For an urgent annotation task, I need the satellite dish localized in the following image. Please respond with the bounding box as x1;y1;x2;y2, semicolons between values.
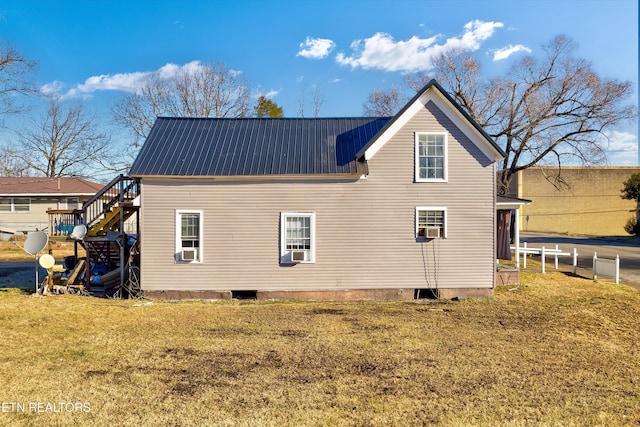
70;224;87;240
24;231;48;256
39;254;55;269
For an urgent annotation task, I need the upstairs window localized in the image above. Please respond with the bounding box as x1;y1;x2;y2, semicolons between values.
280;212;315;264
416;207;447;239
176;210;202;263
416;133;447;182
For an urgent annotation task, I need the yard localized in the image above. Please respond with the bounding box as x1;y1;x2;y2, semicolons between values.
0;268;638;426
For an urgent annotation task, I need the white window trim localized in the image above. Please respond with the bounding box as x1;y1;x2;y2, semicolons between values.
415;132;448;182
280;212;316;264
415;207;448;239
0;197;31;213
175;210;203;264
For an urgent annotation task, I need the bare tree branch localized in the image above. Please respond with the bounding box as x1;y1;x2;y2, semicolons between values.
12;97;113;179
297;85;324;118
0;41;37;120
400;35;635;194
363;86;403;116
112;61;252;147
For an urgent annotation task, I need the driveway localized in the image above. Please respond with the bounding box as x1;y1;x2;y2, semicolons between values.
520;232;640;290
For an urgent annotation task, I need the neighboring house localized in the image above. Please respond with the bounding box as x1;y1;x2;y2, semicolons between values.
0;177;104;238
128;80;505;300
507;166;640;236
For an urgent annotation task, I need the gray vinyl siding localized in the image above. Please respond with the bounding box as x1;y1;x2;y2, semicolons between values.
139;101;496;292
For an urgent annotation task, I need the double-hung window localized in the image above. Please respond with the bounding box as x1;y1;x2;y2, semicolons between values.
415;133;447;181
176;210;203;263
416;207;447;239
0;197;30;212
280;212;315;263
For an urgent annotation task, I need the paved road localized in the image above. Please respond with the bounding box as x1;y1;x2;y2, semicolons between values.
520;232;640;290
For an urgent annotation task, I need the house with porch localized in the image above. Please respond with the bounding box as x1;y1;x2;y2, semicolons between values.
126;80;506;300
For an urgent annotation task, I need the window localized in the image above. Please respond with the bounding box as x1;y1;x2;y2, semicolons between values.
416;207;447;239
0;197;30;212
415;133;447;181
176;210;203;263
65;198;79;210
280;212;315;263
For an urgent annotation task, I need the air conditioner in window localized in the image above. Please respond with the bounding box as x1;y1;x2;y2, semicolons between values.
291;250;307;263
425;228;442;238
182;248;197;261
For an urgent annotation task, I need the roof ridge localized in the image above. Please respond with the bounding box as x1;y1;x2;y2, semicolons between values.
156;116;392;121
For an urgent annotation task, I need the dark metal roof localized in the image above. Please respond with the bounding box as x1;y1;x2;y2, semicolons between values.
129;117;391;177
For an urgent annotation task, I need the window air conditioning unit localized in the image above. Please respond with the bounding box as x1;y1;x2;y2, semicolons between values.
425;228;441;238
182;248;197;261
291;250;307;263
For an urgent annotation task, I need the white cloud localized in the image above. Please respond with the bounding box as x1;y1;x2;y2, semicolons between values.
39;61;228;100
255;88;280;99
296;37;336;59
492;44;531;61
40;80;66;96
336;20;503;72
606;130;638;152
605;130;639;165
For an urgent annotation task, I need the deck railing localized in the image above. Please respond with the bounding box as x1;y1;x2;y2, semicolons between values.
46;175;139;237
47;209;83;236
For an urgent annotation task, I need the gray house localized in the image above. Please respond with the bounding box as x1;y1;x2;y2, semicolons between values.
129;80;505;300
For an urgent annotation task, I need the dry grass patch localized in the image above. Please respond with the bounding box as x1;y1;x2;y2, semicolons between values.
0;272;639;426
0;239;83;262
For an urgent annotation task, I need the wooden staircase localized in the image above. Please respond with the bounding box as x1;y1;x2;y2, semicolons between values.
85;206;137;237
47;175;141;297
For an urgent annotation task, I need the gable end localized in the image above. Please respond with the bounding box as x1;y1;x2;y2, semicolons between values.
357;80;505;162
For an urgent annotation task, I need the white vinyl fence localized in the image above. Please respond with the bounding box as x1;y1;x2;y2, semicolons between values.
513;243;578;274
513;244;621;284
593;253;620;284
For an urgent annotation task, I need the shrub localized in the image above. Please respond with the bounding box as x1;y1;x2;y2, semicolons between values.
623;216;640;236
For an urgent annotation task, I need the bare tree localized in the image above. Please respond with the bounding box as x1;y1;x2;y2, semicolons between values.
363;86;403;116
13;97;112;178
0;41;37;120
0;146;29;176
297;85;324;117
372;35;636;193
112;62;252;145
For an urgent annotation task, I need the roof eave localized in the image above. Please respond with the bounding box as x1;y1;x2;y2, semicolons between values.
131;173;367;181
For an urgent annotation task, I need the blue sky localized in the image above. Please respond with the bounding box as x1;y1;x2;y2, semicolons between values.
0;0;638;166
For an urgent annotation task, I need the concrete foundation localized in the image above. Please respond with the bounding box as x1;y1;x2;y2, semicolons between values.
145;290;232;300
495;268;520;286
144;287;494;301
435;288;494;299
256;288;416;301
